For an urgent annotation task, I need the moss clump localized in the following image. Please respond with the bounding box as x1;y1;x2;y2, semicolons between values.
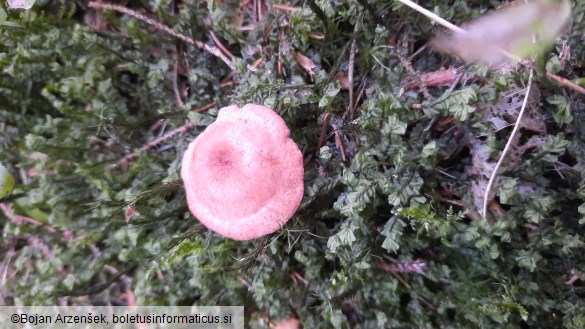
1;1;584;328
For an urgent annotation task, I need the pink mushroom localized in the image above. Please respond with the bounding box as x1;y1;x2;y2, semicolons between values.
181;104;304;240
7;0;35;10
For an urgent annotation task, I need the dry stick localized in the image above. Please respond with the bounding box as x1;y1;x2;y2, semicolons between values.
396;50;431;98
348;38;356;113
209;31;235;59
389;271;412;289
395;0;585;95
317;112;331;150
381;262;436;308
334;130;347;162
272;4;301;12
194;101;218;113
347;22;358;118
352;82;366;115
345;22;367;120
257;0;263;21
546;71;585;95
249;57;265;71
110;120;197;169
278;32;285;75
111;101;218;169
88;2;236;71
397;0;463;33
148;118;165;132
172;61;185;108
386;268;435;309
482;70;534;218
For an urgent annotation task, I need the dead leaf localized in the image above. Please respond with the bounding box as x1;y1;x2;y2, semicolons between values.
335;72;350;89
469;85;545;213
479;85;544;134
308;33;325;40
292;52;317;76
125;206;140;222
405;68;477;90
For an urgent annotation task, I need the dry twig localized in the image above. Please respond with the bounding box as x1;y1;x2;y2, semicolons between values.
482;70;534;218
546;71;585;95
111;101;218;169
334;130;347;161
209;31;235;59
272;4;301;12
194;101;218;113
351;81;366;116
348;36;357;114
396;50;431;98
88;2;236;70
172;60;185;108
110;120;197;169
317;112;331;150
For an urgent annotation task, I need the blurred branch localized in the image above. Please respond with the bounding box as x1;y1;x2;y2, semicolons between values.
396;0;585;95
109;119;199;169
52;263;138;297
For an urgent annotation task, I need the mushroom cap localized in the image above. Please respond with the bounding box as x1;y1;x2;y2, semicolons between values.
181;104;304;240
7;0;35;9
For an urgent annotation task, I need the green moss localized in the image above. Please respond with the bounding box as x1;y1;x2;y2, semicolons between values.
1;0;584;327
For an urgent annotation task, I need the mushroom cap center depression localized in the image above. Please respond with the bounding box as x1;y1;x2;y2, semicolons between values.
181;103;304;240
187;120;283;220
